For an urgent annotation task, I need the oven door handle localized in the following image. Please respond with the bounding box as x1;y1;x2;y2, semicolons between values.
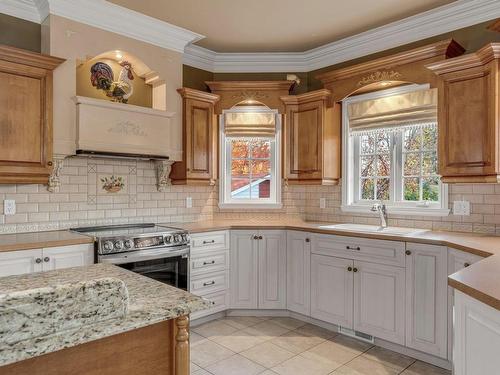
99;246;189;265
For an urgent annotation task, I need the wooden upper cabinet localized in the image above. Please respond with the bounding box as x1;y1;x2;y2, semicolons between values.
170;88;220;185
281;89;340;185
427;43;500;183
0;45;64;184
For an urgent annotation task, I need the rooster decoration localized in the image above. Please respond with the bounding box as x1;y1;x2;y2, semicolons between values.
90;61;134;103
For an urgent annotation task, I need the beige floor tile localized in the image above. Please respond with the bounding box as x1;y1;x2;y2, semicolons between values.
221;316;267;330
260;371;279;375
327;334;373;355
192;320;238;338
272;353;340;375
270;330;326;354
190;339;235;367
190;362;202;373
249;320;291;338
303;340;360;366
190;332;206;344
212;328;269;352
192;369;212;375
401;361;451;375
240;341;296;368
270;317;307;330
294;323;338;339
206;354;265;375
332;356;400;375
361;346;415;371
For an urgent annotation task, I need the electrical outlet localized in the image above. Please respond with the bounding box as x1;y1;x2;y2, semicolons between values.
320;198;326;209
3;200;16;215
453;200;470;216
186;197;192;208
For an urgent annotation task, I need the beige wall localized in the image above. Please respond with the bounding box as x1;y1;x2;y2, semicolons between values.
42;15;183;157
0;14;40;52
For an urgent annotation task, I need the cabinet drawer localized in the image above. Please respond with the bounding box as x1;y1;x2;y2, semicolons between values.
191;231;229;252
190;271;228;295
191;291;228;320
312;234;405;267
191;251;228;276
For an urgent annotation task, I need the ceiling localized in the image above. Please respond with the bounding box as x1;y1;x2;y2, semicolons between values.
109;0;455;53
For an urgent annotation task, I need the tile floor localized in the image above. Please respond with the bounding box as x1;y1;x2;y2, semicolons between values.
190;316;451;375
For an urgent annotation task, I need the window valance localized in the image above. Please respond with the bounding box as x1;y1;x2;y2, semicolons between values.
224;112;276;137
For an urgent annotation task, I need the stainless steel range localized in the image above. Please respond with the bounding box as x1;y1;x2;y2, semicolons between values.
72;224;190;290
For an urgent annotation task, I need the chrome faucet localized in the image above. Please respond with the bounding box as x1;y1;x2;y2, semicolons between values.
371;202;388;228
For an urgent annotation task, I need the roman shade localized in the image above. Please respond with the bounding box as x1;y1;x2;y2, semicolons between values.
347;88;437;135
224;112;276;137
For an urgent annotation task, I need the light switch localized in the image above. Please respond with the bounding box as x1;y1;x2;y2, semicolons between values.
453;200;470;216
320;198;326;209
3;200;16;215
186;197;192;208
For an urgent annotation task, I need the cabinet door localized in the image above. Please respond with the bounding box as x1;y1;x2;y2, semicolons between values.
311;254;353;328
286;231;311;315
447;248;484;360
354;261;405;344
185;98;215;181
42;244;94;271
230;231;258;308
258;230;286;309
0;249;43;276
405;243;448;358
285;100;323;181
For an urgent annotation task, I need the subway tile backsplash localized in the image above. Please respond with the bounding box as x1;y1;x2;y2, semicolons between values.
0;156;499;234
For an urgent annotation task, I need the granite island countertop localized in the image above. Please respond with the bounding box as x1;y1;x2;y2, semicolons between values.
0;263;210;367
169;219;500;312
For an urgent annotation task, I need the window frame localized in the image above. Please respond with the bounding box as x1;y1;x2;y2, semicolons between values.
219;106;282;209
341;84;449;216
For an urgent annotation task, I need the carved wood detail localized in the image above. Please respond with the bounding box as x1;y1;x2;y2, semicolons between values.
357;70;403;87
175;315;190;375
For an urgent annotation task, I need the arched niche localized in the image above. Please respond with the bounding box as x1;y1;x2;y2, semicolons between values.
76;50;166;110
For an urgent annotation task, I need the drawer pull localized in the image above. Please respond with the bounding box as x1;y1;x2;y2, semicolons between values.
43;257;50;262
203;260;216;265
202;240;215;244
405;250;412;255
203;281;216;287
464;262;471;268
347;266;352;272
353;267;358;273
305;238;310;243
346;246;360;251
35;258;42;264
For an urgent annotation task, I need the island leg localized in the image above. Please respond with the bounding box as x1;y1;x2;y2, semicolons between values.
175;315;190;375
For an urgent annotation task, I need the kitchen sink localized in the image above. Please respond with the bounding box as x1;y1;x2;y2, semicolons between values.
318;223;428;236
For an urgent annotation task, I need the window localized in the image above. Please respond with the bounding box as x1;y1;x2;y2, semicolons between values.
219;107;281;208
342;85;448;216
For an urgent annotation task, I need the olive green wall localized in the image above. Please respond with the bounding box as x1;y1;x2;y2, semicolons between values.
0;13;41;52
183;20;500;93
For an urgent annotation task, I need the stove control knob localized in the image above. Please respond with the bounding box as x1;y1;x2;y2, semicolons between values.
124;239;134;249
173;234;180;243
181;234;188;242
103;241;114;252
114;240;124;251
165;235;172;243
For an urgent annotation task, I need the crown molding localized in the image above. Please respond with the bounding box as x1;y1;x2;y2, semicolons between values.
1;0;204;53
183;0;500;73
206;80;294;92
177;87;220;103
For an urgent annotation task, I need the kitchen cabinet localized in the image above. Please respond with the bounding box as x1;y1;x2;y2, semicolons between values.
447;248;484;360
229;230;286;309
0;244;94;277
170;88;220;185
0;45;64;184
405;243;448;358
311;254;353;327
286;231;311;315
426;43;500;183
354;260;406;345
281;89;340;185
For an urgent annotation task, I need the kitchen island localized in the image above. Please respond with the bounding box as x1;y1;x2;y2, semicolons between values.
0;263;209;375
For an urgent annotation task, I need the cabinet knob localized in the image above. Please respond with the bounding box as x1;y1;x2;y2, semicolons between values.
464;262;470;268
47;161;53;166
253;235;259;240
305;238;310;243
259;236;263;240
44;257;50;262
347;266;353;272
405;250;412;255
35;258;42;264
353;267;358;273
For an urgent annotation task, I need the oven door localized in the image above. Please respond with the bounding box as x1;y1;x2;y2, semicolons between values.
99;247;189;291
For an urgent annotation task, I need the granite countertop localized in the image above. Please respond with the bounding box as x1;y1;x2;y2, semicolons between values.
0;230;93;252
0;263;210;367
169;219;500;311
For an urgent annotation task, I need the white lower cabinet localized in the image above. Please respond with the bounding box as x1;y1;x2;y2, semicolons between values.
230;230;286;309
0;244;94;277
286;231;311;315
354;260;406;345
405;243;448;358
311;254;353;328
